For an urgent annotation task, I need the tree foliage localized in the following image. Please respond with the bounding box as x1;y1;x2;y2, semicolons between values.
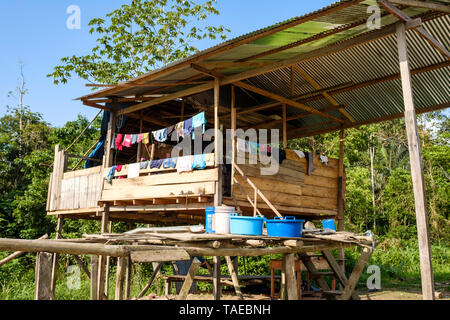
48;0;230;85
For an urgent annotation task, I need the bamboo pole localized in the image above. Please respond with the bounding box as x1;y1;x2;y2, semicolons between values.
0;234;48;266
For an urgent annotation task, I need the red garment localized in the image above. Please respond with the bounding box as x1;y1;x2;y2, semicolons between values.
116;165;123;172
115;134;123;151
122;134;132;148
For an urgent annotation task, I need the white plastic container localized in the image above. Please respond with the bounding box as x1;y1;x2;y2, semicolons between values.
213;205;235;234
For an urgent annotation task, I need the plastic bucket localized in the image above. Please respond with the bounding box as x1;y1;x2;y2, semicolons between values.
205;207;215;234
265;216;305;238
230;214;264;236
322;219;336;231
214;206;235;234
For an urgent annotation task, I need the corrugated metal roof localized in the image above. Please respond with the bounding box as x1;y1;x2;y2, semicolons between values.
80;0;450;137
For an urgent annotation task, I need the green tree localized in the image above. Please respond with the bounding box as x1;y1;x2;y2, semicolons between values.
48;0;230;85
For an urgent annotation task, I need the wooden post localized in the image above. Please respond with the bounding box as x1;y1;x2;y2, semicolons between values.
340;248;372;300
280;256;287;300
214;78;222;207
213;256;222;300
34;252;53;300
90;255;99;300
125;256;132;300
137;111;143;162
337;129;346;279
282;104;287;149
283;254;298;300
50;217;64;300
225;256;243;300
231;85;237;197
97;205;110;300
176;258;202;300
396;22;435;300
105;221;112;298
115;256;126;300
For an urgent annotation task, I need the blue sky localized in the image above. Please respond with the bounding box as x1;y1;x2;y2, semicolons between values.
0;0;337;127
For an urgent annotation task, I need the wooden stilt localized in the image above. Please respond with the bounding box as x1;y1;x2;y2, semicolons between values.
340;248;372;300
97;205;110;300
225;256;243;300
90;255;99;300
176;258;202;300
282;104;287;149
105;221;112;298
125;256;132;300
213;256;222;300
337;129;346;282
322;250;359;300
299;253;331;293
231;85;237;197
137;262;163;299
115;256;126;300
50;217;63;300
34;252;53;300
283;254;298;300
214;78;222;207
280;256;287;300
396;22;435;300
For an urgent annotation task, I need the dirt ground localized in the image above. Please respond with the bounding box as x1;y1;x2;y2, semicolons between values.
147;288;450;300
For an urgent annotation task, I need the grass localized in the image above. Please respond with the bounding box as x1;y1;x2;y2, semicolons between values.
0;238;448;299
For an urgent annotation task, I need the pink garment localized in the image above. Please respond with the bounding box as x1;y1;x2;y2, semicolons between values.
137;133;143;143
115;134;123;151
116;165;123;172
122;134;132;148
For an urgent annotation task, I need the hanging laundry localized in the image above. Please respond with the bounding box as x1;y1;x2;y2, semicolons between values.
122;134;132;148
183;118;194;137
111;134;116;150
137;133;143;144
116;165;123;172
166;125;175;139
128;163;140;179
115;134;124;151
267;145;272;153
305;152;316;175
153;128;168;143
320;155;329;165
249;141;258;155
150;159;163;169
131;134;138;145
192;154;206;170
142;133;150;144
192;111;206;139
294;150;306;159
175;122;184;140
177;155;194;173
163;158;177;169
106;166;117;184
140;160;149;170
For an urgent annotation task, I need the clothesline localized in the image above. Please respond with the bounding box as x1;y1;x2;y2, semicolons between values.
112;111;207;151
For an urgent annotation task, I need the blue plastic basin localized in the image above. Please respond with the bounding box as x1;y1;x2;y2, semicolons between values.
230;214;264;236
322;219;336;231
265;216;305;238
205;207;215;234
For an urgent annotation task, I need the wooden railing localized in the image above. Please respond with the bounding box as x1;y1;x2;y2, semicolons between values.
232;163;282;218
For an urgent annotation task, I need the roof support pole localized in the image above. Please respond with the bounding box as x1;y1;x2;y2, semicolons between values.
337;129;346;283
396;22;435;300
214;78;223;207
231;86;237;197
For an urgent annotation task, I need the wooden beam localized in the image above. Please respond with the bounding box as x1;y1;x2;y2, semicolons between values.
0;234;48;267
322;250;359;300
225;256;243;300
282;104;287;148
293;65;354;122
191;63;224;79
340;248;372;300
396;21;435;300
379;0;450;59
176;258;202;300
233;81;345;124
389;0;450;13
50;218;63;300
137;262;163;299
231;86;237;197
